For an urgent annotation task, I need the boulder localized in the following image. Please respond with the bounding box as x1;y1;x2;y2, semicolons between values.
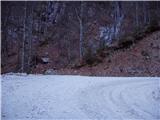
44;69;57;75
41;57;50;64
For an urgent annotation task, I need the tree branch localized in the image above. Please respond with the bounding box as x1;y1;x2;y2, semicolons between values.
75;7;81;22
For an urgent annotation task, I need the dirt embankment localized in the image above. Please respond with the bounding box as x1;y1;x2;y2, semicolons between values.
57;31;160;76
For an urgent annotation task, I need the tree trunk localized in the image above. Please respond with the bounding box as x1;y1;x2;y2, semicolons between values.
143;2;147;24
79;1;84;61
21;1;27;73
135;2;139;27
27;3;33;73
2;4;11;67
114;1;123;40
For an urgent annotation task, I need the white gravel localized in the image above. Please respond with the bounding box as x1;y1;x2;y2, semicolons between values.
1;75;160;120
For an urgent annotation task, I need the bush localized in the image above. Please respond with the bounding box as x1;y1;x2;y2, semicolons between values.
83;47;96;65
83;46;103;66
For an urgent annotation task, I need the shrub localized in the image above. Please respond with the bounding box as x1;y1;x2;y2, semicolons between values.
83;46;103;66
83;47;96;65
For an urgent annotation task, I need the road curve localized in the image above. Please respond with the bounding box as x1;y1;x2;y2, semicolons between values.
1;75;160;120
77;79;160;119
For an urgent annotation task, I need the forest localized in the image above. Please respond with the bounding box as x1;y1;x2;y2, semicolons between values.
1;1;160;76
1;1;160;119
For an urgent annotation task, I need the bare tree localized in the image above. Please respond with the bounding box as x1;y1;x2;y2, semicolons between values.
114;1;124;39
143;2;148;25
27;2;34;73
75;1;85;62
21;1;27;72
135;2;139;27
20;2;34;73
1;3;11;67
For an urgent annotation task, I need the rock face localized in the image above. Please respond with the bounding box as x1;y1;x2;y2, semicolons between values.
99;2;124;46
44;69;57;75
99;26;115;45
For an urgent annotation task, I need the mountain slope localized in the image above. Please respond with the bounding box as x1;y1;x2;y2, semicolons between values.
58;31;160;76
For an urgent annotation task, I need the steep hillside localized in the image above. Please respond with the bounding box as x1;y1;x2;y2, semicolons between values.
2;30;160;76
2;1;160;75
57;31;160;76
